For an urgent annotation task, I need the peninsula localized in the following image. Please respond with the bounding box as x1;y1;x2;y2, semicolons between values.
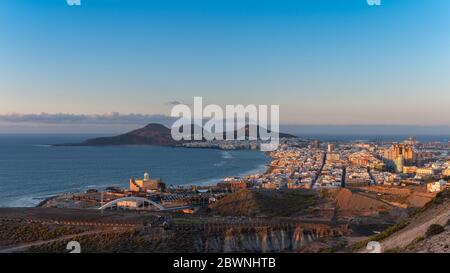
56;123;296;149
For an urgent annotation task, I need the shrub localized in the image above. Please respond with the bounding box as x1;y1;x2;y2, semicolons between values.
384;247;402;253
414;189;450;217
350;219;409;252
405;236;425;251
425;224;445;237
431;189;450;205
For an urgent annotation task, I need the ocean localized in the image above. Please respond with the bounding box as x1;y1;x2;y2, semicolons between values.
0;134;269;207
296;134;450;143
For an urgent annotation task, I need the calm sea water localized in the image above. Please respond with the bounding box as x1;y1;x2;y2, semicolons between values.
0;135;269;207
296;134;450;142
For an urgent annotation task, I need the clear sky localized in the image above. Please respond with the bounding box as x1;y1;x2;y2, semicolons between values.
1;0;450;133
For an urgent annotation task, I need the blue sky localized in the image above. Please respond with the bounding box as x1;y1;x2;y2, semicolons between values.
1;0;450;133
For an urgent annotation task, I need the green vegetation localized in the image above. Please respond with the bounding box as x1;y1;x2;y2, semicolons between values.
430;189;450;205
350;219;410;252
318;247;334;253
411;235;425;245
425;224;445;237
404;236;425;251
350;189;450;252
415;189;450;217
384;247;402;253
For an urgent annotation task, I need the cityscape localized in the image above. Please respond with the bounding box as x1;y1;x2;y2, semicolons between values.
1;133;449;254
1;1;450;269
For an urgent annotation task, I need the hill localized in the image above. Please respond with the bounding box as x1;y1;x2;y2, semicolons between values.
335;188;393;214
80;123;178;146
62;123;296;146
355;189;450;253
209;189;319;217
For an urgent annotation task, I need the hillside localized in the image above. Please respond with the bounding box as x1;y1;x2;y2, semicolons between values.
209;189;319;217
80;123;178;146
356;189;450;253
335;188;393;214
63;123;296;146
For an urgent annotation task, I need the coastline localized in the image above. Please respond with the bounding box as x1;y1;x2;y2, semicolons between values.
28;148;270;208
185;161;270;187
0;134;270;208
36;195;58;207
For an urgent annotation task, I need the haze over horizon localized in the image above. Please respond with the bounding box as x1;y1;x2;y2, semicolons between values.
1;112;450;136
1;0;450;133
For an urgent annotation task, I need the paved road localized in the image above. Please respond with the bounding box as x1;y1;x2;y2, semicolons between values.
312;150;327;188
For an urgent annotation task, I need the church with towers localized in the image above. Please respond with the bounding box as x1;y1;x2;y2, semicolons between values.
129;171;166;193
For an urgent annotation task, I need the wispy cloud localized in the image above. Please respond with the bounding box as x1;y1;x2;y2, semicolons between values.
0;112;176;125
166;100;182;106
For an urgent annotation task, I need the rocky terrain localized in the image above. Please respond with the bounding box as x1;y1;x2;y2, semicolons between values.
354;189;450;253
20;221;348;253
157;223;348;253
1;188;444;253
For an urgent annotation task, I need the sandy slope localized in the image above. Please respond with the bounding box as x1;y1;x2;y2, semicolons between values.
380;200;450;252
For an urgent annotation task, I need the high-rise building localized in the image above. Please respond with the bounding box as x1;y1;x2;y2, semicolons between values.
327;143;334;153
394;155;404;173
383;143;417;165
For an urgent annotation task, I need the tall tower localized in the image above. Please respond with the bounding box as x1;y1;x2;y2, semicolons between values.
385;144;417;165
395;155;404;173
327;143;334;153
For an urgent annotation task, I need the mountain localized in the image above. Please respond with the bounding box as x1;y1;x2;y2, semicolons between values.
65;123;296;147
79;123;178;146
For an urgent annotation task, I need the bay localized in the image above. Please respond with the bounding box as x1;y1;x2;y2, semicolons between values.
0;134;268;207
